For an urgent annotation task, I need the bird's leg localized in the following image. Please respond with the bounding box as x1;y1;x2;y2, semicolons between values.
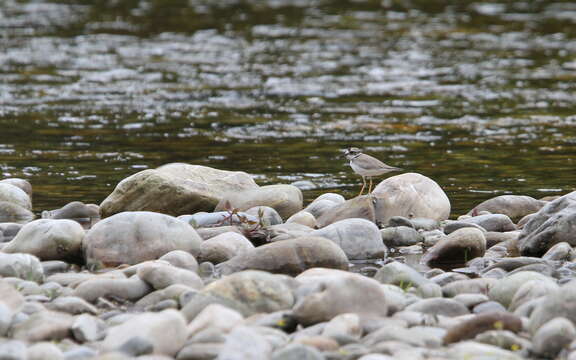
358;176;366;196
368;177;373;194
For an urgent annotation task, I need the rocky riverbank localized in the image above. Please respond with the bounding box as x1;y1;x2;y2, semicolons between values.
0;163;575;360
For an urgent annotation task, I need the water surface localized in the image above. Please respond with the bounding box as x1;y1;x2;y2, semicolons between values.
1;0;575;215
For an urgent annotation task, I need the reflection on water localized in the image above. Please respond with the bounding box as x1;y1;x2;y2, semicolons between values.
1;0;575;215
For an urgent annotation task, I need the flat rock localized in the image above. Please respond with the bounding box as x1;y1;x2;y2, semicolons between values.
405;298;469;317
532;317;576;358
372;172;451;224
217;236;348;276
100;163;259;217
84;211;202;268
488;271;551;309
73;277;151;303
137;262;203;290
380;226;423;247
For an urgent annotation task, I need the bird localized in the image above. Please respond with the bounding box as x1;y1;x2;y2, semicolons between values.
344;147;402;196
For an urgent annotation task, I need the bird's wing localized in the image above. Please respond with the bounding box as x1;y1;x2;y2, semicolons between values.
356;154;399;171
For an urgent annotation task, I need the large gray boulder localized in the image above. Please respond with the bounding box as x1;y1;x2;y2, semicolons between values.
518;191;576;256
311;218;386;260
100;163;258;217
3;219;85;262
217;236;349;276
215;184;303;219
83;211;202;268
372;173;450;224
467;195;545;220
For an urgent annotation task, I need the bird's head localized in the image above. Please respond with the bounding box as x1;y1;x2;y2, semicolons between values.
343;147;362;159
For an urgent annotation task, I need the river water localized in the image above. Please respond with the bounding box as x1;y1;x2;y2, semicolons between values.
1;0;575;216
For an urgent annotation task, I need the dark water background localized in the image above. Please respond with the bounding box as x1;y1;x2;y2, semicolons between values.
1;0;576;216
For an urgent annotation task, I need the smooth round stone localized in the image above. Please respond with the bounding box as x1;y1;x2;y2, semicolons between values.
410;217;440;231
84;211;202;268
0;202;34;224
137;262;203;290
286;211;316;228
0;178;32;197
41;201;100;226
429;271;469;287
218;326;273;360
421;228;486;267
444;221;487;235
509;280;559;312
294;270;389;326
467;195;545;221
117;336;154;356
0;253;44;282
460;214;517;232
3;219;85;262
196;225;242;240
453;293;490;309
268;223;313;242
245;205;283;226
200;232;254;264
472;301;506;314
484;231;519;248
159;250;199;273
304;199;340;219
183;270;295;319
27;342;65;360
217;236;348;276
542;241;573;261
63;346;98;360
442;278;498;297
47;296;98;315
405;298;469;317
0;183;32;210
529;280;576;334
73;277;151;303
380;226;423;247
71;314;106;342
372;172;451;223
311;218;385;260
532;317;576;358
313;193;345;205
177;343;222;360
102;309;187;356
12;310;75;342
321;313;361;339
41;261;70;277
488;271;551;308
135;284;191;310
0;340;27;360
188;303;244;338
